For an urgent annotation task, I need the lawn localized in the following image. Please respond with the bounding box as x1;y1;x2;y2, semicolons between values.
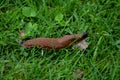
0;0;120;80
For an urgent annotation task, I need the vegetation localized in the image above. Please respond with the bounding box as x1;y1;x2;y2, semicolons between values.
0;0;120;79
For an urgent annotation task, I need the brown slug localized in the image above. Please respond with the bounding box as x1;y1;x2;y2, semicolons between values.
22;32;88;49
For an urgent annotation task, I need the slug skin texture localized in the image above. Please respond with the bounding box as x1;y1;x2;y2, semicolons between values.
22;32;88;50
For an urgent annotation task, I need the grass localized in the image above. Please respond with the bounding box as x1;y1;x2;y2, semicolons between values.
0;0;120;79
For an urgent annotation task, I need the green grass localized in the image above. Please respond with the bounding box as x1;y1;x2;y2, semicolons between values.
0;0;120;80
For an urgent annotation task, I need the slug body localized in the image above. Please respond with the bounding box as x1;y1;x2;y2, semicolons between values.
22;32;88;49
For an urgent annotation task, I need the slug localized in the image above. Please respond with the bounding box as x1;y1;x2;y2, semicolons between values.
21;32;88;49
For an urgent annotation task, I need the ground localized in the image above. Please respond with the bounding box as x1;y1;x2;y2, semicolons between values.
0;0;120;80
